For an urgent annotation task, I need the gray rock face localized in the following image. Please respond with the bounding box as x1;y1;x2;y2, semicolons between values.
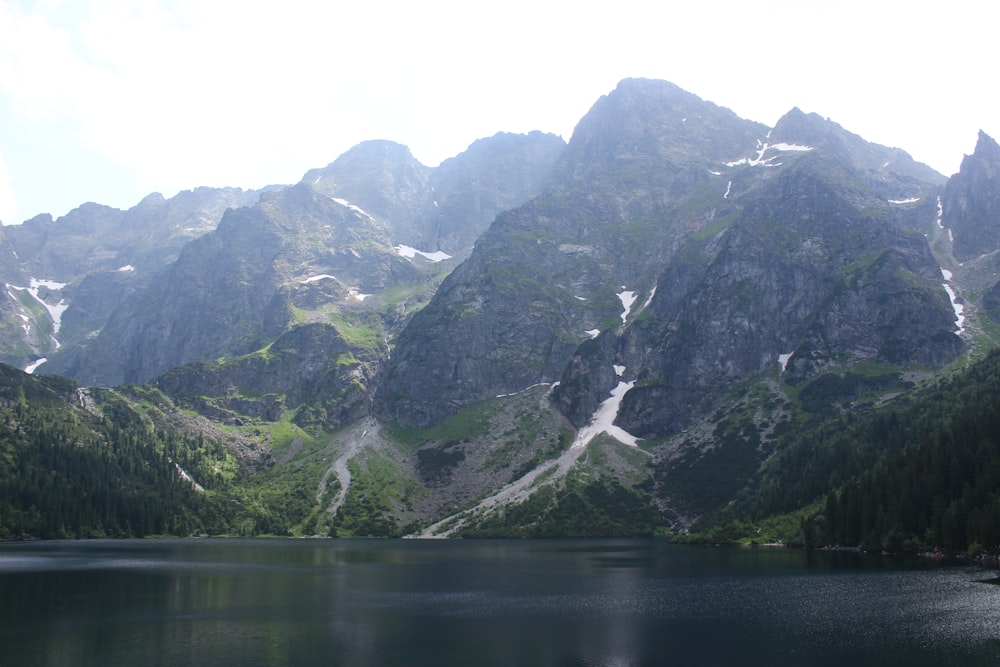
37;132;563;398
0;187;259;369
302;133;565;254
46;183;406;386
430;131;567;253
377;78;959;436
377;78;770;426
615;158;960;437
942;131;1000;262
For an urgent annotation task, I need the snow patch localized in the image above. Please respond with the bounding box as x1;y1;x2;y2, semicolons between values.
724;140;813;168
708;170;722;176
394;245;452;263
888;197;920;205
570;379;640;449
942;283;965;334
723;180;732;199
639;285;658;313
24;358;47;374
574;295;587;301
14;278;70;341
617;288;637;325
939;264;964;335
770;142;814;152
31;278;67;291
495;382;554;399
777;352;793;373
332;197;374;219
117;264;135;272
300;274;336;284
613;365;626;377
348;290;371;302
936;196;944;229
585;328;600;339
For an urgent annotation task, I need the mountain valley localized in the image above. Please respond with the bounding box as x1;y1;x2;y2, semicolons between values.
3;78;1000;551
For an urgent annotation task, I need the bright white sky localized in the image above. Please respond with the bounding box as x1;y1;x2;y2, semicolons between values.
1;0;997;226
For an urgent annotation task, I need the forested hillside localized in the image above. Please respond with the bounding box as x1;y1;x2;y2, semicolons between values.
0;364;238;538
695;350;1000;554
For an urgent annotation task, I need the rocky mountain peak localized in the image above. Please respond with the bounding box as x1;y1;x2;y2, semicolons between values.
942;130;1000;261
770;107;944;187
555;78;766;180
300;140;433;249
964;130;1000;173
302;140;431;203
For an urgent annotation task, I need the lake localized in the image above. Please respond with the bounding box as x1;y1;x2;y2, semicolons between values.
0;538;998;666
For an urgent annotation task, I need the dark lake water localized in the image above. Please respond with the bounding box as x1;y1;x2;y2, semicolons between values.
1;538;998;667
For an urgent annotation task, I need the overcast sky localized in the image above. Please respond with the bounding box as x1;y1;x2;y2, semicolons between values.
1;0;997;226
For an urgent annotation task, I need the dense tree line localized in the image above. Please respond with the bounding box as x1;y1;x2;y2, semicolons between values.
708;349;1000;554
0;367;240;539
806;399;1000;553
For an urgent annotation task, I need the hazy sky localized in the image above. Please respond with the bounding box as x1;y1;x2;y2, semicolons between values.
1;0;997;226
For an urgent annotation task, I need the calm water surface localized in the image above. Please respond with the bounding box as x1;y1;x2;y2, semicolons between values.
0;538;998;666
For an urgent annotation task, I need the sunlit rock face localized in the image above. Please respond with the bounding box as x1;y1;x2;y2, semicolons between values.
377;78;956;434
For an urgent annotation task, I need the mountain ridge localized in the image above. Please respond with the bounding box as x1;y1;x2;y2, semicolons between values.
2;78;999;545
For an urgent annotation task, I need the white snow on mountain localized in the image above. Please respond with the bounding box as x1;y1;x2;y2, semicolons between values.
332;197;374;219
394;245;452;262
24;358;47;374
618;288;637;324
778;352;793;373
300;274;336;284
725;140;813;168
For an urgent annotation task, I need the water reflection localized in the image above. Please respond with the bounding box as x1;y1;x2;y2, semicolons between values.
0;539;998;666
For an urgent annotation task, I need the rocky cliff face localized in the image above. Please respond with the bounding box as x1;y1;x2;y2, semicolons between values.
377;79;768;426
30;131;564;443
612;157;959;437
302;133;565;254
45;182;412;386
376;78;955;434
0;187;259;369
942;131;1000;262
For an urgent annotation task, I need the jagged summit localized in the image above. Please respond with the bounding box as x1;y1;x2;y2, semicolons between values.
968;129;1000;163
942;129;1000;262
377;78;962;433
555;78;766;182
770;106;945;186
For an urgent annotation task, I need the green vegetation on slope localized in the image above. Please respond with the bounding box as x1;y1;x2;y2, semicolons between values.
690;349;1000;554
0;366;235;539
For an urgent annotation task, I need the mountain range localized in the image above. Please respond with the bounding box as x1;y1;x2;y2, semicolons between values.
2;78;999;547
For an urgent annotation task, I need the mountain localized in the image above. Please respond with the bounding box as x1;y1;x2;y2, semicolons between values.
301;132;566;255
3;77;999;545
0;187;260;370
33;131;564;446
942;131;1000;262
377;79;768;426
377;79;954;433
